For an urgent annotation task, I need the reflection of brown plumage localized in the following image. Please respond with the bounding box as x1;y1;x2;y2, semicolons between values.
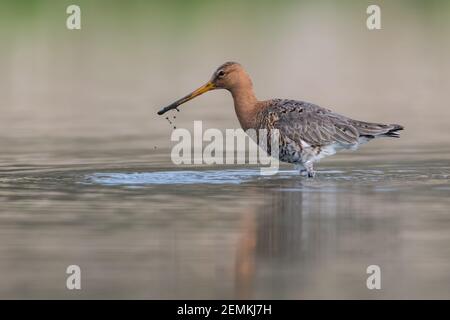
158;62;403;177
234;212;257;299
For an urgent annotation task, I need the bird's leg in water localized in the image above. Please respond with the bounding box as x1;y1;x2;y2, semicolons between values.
294;164;309;177
304;161;316;178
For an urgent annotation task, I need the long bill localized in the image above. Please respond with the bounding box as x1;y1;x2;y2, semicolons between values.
157;81;215;115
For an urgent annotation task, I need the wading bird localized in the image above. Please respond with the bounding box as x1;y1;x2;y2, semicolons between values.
157;62;403;177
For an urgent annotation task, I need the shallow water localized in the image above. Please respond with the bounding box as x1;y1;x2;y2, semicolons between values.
1;145;449;299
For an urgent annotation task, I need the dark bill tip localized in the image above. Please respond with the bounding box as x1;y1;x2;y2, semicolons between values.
157;103;178;116
156;82;214;116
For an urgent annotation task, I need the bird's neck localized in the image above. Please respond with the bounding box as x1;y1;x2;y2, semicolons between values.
230;84;260;131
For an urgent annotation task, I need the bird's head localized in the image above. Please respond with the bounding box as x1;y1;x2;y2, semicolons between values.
210;61;250;90
157;61;251;115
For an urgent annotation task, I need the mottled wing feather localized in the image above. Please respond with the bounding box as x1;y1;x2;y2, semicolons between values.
261;100;360;147
349;120;401;136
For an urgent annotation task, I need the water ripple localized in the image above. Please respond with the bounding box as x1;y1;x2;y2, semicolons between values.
84;166;450;187
87;169;266;185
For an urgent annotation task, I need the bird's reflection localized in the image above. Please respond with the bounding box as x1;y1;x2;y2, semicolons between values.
234;178;338;298
233;177;397;299
235;210;257;299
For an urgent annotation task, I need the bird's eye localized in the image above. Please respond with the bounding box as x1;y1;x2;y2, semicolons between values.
217;70;225;78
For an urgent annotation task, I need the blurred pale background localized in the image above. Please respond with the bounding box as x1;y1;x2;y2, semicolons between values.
1;0;450;160
0;0;449;299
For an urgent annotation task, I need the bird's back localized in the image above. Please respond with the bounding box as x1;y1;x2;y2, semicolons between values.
256;99;404;151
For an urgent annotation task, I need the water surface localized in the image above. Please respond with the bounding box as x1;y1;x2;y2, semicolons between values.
1;145;449;299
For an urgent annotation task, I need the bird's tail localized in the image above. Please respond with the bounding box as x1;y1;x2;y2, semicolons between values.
382;124;404;138
351;121;404;139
